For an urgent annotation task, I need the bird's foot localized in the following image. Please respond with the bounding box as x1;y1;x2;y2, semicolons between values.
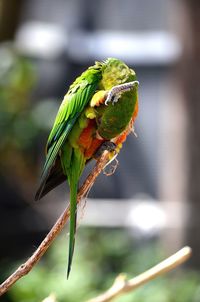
105;80;139;106
95;141;119;175
94;141;117;159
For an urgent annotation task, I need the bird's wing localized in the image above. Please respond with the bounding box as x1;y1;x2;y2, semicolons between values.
35;66;102;200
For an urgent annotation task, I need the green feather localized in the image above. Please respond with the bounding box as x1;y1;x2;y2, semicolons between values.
61;147;85;278
35;63;102;200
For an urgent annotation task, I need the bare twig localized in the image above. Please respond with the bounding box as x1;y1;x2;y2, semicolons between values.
87;246;192;302
0;151;110;297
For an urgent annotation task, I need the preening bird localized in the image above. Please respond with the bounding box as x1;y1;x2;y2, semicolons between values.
35;58;139;277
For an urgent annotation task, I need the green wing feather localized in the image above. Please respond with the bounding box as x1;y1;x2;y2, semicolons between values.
35;63;102;200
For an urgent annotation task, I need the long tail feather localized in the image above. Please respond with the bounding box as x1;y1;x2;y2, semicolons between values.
61;147;85;278
67;180;78;278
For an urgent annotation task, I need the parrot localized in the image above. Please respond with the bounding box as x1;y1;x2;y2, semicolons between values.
35;58;139;277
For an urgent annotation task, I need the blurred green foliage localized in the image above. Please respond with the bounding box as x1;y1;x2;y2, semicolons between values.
0;44;59;154
0;45;37;151
0;45;58;193
6;228;200;302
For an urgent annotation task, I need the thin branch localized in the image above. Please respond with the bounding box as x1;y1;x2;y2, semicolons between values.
0;151;110;297
87;246;192;302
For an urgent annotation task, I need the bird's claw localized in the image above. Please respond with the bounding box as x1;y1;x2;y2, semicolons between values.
105;94;121;106
105;80;139;106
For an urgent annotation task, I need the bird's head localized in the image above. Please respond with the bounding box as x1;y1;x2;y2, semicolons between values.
99;58;137;90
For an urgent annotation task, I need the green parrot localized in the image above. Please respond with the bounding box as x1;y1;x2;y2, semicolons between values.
35;58;139;277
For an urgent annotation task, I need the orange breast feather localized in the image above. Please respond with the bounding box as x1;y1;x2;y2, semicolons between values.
78;119;104;158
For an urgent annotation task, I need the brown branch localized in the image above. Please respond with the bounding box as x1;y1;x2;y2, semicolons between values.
0;151;110;297
87;246;192;302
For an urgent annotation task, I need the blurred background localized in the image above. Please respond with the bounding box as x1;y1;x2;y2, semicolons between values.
0;0;200;301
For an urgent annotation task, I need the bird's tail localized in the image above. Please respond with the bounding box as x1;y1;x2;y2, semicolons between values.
67;178;78;278
64;148;85;278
